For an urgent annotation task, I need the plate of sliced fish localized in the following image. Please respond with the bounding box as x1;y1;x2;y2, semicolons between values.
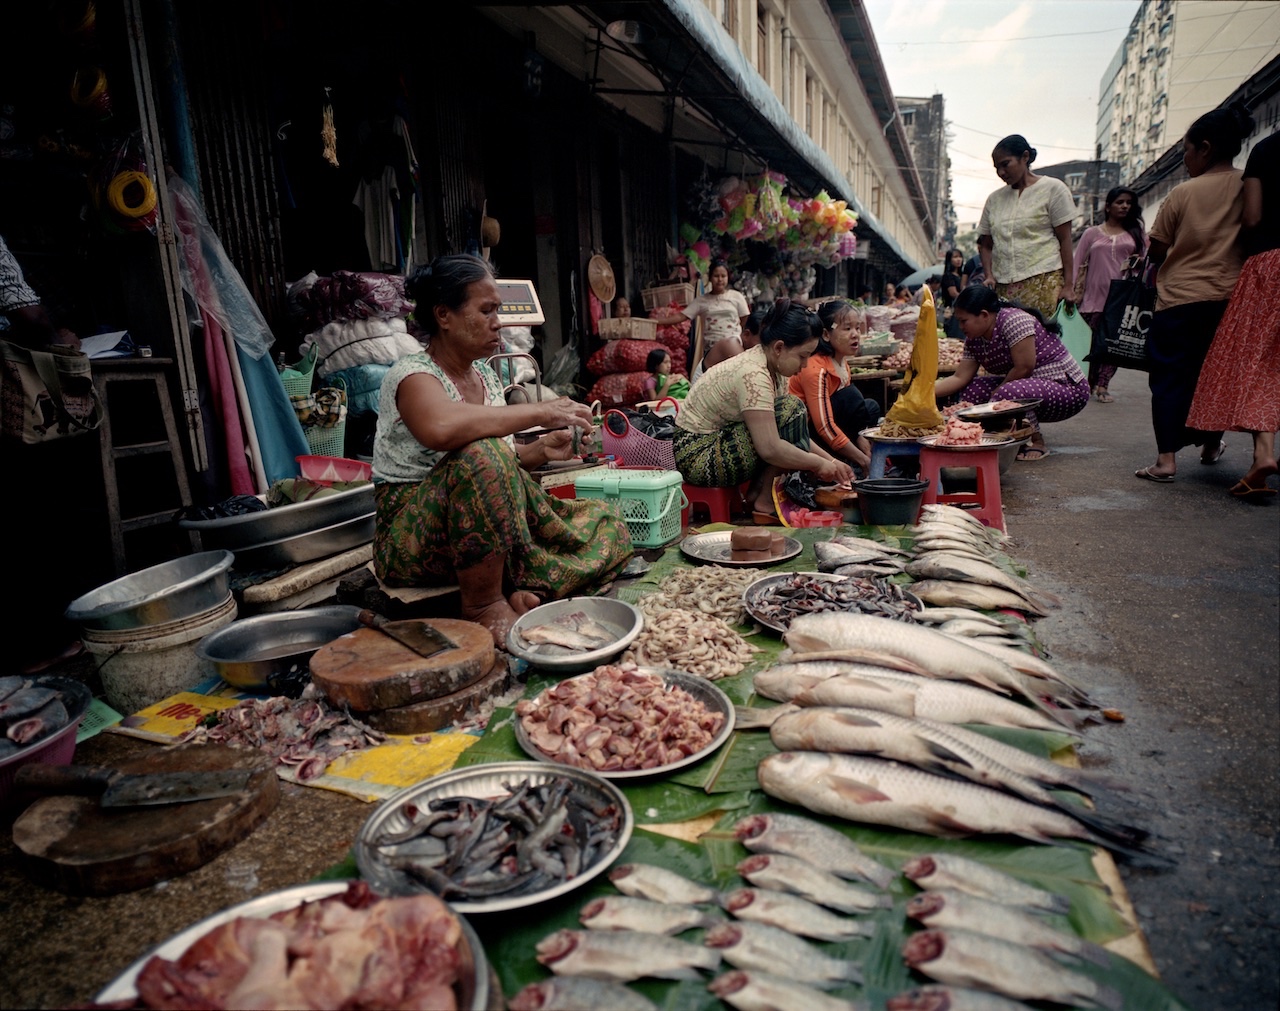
506;597;644;674
356;761;633;913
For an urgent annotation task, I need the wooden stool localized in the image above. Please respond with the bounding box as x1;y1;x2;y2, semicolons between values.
93;358;197;575
868;440;921;479
683;482;749;525
918;444;1005;532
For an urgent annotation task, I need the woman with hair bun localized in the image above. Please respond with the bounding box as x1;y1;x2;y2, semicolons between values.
977;134;1077;318
935;285;1090;460
371;254;633;645
675;298;854;523
1135;102;1254;483
1072;186;1147;403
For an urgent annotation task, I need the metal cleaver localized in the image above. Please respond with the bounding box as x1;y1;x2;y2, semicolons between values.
13;763;256;807
356;609;459;659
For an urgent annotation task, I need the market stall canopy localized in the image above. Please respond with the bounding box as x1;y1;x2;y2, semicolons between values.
587;254;617;303
898;262;948;290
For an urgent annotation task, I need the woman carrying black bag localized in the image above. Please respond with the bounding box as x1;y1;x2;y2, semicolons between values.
1134;103;1253;483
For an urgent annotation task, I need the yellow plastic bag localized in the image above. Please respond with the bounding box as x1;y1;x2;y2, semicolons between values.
883;287;943;431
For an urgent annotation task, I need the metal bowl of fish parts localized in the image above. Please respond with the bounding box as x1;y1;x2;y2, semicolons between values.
743;571;924;634
0;676;94;806
513;667;737;780
506;596;644;675
95;881;491;1010
356;761;634;914
954;397;1042;431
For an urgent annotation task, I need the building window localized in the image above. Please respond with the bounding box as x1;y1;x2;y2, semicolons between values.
757;6;767;74
902;109;914;127
722;0;737;38
805;77;813;135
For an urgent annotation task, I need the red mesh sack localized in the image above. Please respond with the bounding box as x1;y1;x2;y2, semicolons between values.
586;371;651;408
587;339;667;378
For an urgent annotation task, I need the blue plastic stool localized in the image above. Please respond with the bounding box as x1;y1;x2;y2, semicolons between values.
868;440;921;479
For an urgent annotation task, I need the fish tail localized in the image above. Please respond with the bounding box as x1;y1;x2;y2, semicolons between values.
1077;939;1113;968
1090;981;1125;1011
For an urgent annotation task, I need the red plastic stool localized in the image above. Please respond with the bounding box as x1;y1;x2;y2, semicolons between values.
683;482;750;525
918;445;1005;532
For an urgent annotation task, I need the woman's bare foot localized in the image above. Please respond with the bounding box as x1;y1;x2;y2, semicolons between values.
462;598;522;647
510;590;542;615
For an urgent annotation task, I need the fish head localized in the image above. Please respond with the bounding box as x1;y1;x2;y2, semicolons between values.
901;929;946;966
707;971;751;998
735;854;771;876
905;892;945;920
703;922;744;948
732;814;770;842
900;855;936;882
719;889;755;913
507;982;552;1011
607;864;635;883
534;929;579;965
578;897;606;921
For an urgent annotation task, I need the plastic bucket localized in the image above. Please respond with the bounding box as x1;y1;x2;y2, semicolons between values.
854;478;929;526
81;594;237;715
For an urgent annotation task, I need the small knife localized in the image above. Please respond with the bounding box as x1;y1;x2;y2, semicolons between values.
13;763;256;808
357;610;459;659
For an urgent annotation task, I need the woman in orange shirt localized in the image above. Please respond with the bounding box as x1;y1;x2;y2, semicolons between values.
788;299;877;474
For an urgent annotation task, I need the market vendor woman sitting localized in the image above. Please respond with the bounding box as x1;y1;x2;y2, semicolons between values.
935;285;1089;460
372;255;633;645
674;299;855;523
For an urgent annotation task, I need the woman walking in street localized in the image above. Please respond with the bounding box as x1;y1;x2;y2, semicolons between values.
940;247;965;340
1073;186;1147;404
1186;128;1280;500
977;134;1078;319
1134;104;1253;483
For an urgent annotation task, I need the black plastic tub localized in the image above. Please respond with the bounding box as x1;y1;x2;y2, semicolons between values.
854;477;930;526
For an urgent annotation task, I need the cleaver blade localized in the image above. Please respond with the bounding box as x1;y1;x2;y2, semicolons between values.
357;610;459;659
13;763;256;807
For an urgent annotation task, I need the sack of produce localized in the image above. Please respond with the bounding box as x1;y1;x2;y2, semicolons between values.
587;339;666;377
587;370;651;407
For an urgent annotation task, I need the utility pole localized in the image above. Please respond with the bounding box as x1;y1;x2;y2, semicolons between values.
1092;143;1102;226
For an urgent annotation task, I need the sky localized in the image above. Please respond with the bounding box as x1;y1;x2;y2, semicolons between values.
862;0;1141;235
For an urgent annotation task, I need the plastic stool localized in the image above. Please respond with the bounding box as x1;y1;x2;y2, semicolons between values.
868;440;921;479
918;445;1005;532
683;482;750;525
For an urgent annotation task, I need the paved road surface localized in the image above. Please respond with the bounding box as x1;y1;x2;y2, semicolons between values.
996;366;1279;1010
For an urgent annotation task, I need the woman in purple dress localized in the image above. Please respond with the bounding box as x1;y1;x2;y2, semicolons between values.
934;285;1090;461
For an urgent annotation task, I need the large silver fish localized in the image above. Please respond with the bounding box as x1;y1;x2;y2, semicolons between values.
535;928;720;981
907;889;1110;966
907;579;1050;617
937;618;1020;640
720;887;874;941
902;928;1123;1009
782;613;1075;727
703;921;863;988
735;853;892;912
753;662;1080;735
815;541;904;571
900;853;1071;913
509;977;658;1011
709;969;867;1011
757;752;1153;855
732;811;897;889
833;535;911;556
608;863;719;904
906;554;1061;611
887;984;1040;1010
579;895;722;935
913;608;1009;628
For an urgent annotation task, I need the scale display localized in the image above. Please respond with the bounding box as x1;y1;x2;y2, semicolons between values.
496;280;545;326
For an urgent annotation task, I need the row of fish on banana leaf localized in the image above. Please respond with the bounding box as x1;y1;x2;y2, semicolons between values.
723;505;1161;1006
509;812;1127;1010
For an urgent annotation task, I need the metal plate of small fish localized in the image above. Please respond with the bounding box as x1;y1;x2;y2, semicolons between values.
743;571;924;633
860;426;932;443
96;881;491;1009
954;397;1042;420
513;667;736;780
356;762;633;913
680;531;803;568
916;433;1018;451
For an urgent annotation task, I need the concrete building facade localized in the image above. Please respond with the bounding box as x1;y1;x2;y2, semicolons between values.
1099;0;1280;181
897;93;956;255
1037;158;1123;237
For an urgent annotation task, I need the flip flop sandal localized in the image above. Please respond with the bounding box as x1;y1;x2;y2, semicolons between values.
1094;390;1115;403
1201;442;1226;465
1017;446;1051;462
1230;479;1278;499
1135;466;1175;483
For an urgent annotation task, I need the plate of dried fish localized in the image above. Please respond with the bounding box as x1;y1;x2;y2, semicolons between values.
356;761;632;913
514;666;735;780
743;571;923;633
680;531;802;568
506;597;644;675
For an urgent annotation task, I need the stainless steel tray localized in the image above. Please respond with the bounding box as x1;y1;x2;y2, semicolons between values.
230;512;375;571
64;551;235;631
743;571;923;633
96;881;491;1010
356;762;633;913
917;433;1017;451
179;484;375;551
195;605;365;693
680;531;802;568
514;667;735;779
861;425;938;443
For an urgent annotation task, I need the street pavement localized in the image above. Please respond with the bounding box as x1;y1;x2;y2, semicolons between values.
996;366;1279;1010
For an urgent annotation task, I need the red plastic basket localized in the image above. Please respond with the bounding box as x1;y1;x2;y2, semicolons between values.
601;408;677;470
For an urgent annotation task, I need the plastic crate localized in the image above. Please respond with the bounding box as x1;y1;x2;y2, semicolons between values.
641;283;695;311
598;317;658;341
574;468;686;548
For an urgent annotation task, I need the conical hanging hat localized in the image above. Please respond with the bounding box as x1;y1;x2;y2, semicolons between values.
588;254;617;303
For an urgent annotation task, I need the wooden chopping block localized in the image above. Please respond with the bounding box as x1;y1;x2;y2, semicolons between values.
309;619;494;712
11;742;278;897
357;658;514;735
